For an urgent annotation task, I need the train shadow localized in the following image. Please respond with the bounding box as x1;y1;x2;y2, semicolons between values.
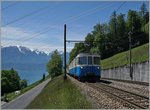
84;79;112;84
84;80;97;83
97;79;112;84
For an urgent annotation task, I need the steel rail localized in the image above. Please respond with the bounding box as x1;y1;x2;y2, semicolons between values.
87;83;149;109
98;82;149;99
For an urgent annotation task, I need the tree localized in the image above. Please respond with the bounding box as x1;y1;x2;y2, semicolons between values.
20;79;28;89
140;3;147;17
69;4;149;61
47;50;62;78
127;10;142;47
116;13;128;52
127;10;141;32
109;11;118;38
108;11;119;55
1;68;21;95
140;3;149;25
92;23;103;55
69;43;86;63
85;33;94;52
139;2;149;34
92;23;110;58
42;73;45;81
117;14;126;38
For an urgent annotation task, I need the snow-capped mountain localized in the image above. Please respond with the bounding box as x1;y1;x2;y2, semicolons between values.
1;46;51;64
1;46;70;84
1;46;70;69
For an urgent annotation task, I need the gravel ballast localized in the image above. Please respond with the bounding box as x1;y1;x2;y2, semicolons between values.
67;75;141;109
102;79;149;97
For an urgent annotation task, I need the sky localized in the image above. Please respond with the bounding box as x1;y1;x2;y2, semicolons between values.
1;0;149;53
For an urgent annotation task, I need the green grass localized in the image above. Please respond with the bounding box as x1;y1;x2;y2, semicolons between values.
101;43;149;69
6;75;51;101
26;75;92;109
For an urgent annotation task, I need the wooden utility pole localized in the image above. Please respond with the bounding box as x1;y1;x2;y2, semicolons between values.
64;24;67;80
128;31;133;80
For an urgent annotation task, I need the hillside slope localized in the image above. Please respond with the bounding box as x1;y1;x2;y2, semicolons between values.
26;75;91;109
101;43;149;69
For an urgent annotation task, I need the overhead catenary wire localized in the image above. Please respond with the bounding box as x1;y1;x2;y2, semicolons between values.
116;1;126;13
2;2;115;47
2;26;55;46
2;6;50;27
2;2;63;28
66;3;115;24
2;2;64;46
2;2;18;10
66;30;146;45
67;1;126;38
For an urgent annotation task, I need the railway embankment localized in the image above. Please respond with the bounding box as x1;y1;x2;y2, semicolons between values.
68;75;149;109
26;74;91;109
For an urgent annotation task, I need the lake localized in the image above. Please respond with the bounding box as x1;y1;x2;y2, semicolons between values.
1;63;49;85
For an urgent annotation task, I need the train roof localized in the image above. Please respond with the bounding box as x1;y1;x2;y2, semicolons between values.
76;53;100;57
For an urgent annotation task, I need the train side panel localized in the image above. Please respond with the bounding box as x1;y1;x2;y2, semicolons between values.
69;66;81;77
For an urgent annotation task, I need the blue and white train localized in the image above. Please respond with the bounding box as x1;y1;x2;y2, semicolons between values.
68;53;101;81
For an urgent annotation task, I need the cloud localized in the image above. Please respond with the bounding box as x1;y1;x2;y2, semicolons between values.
1;26;33;41
1;25;88;53
1;26;48;46
1;26;74;52
19;42;73;53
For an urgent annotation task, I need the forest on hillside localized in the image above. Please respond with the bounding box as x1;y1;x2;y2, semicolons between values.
69;3;149;63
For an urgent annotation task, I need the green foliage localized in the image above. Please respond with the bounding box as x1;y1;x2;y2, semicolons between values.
140;3;149;26
85;33;94;52
109;11;117;37
142;22;149;34
20;79;28;89
127;10;141;32
47;50;62;78
27;75;92;109
69;3;149;63
101;43;149;69
42;73;45;81
69;43;86;63
1;68;21;95
6;77;47;101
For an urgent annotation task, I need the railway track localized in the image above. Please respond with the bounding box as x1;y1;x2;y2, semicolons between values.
87;82;149;109
101;78;149;86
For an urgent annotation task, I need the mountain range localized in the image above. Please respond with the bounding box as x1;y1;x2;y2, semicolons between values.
1;46;70;84
1;46;70;70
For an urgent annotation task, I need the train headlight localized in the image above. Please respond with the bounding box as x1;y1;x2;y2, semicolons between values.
97;67;99;69
81;66;83;69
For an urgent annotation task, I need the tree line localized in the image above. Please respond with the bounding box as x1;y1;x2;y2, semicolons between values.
69;3;149;63
1;68;28;96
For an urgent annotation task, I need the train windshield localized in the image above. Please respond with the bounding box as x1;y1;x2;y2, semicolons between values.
88;56;92;65
78;57;87;65
94;57;100;65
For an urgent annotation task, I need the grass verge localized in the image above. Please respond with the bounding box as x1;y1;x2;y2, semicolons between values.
26;75;92;109
101;43;149;69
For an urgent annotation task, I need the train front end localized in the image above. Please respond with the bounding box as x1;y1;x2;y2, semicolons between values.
77;54;101;81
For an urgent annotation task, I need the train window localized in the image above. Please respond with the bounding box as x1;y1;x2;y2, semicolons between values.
88;56;92;65
78;57;87;65
94;57;100;65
